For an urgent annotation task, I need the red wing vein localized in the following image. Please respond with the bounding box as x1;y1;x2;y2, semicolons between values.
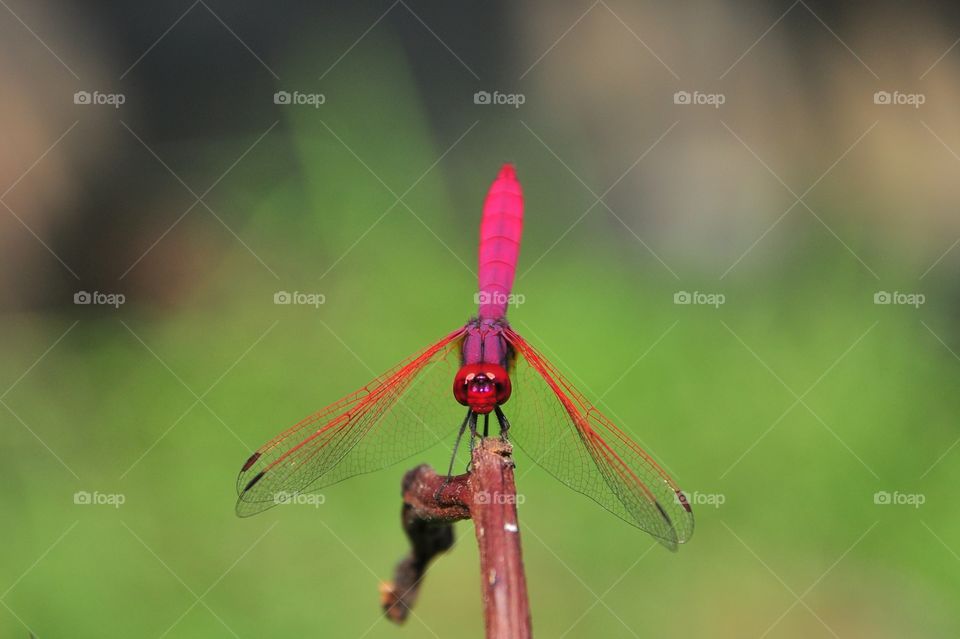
236;329;465;517
503;327;693;548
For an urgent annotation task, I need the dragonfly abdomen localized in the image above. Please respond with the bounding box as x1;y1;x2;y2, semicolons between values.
477;164;523;320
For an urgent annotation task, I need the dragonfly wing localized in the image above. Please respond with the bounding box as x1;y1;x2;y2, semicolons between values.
502;327;694;550
236;328;467;517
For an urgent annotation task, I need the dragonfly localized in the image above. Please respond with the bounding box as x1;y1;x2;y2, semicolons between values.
236;164;694;550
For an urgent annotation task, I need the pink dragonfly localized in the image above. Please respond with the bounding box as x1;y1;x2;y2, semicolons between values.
236;165;694;549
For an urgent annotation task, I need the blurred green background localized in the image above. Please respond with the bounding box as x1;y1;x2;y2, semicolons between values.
2;2;960;637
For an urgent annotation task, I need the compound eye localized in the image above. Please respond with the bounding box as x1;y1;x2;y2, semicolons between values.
454;365;482;406
453;364;512;412
491;367;511;404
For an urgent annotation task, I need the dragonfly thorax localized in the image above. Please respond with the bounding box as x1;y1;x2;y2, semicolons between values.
453;363;511;414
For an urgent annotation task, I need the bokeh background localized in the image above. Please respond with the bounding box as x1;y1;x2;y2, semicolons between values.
2;1;960;637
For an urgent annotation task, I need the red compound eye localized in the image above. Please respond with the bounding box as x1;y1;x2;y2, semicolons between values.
453;364;512;414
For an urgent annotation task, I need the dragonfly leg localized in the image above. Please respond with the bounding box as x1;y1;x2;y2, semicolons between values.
465;412;479;472
435;409;473;501
494;406;511;440
483;413;490;437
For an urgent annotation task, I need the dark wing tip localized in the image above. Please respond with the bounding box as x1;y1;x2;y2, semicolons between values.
676;489;693;513
241;451;262;472
235;470;271;518
242;470;266;494
652;500;680;551
673;491;695;545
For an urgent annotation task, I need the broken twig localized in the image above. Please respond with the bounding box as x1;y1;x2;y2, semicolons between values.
380;438;531;638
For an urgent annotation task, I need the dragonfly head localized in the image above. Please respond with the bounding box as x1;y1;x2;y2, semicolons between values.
453;363;511;414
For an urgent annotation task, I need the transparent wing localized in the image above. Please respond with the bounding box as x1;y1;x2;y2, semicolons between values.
503;327;694;550
236;328;466;517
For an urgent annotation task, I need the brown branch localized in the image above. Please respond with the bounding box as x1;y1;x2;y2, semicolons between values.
380;438;532;638
379;466;468;622
469;438;533;637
